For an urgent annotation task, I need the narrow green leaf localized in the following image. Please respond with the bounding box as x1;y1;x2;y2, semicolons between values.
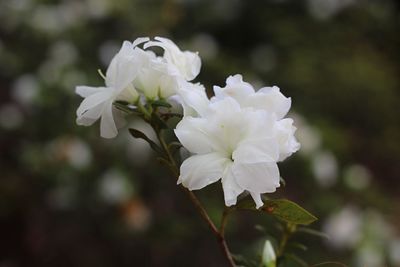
297;227;330;240
285;253;308;267
288;242;308;251
128;128;163;154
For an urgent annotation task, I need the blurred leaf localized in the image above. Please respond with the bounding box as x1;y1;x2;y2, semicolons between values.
284;253;308;267
129;128;163;154
232;254;258;267
288;242;307;251
237;198;317;225
296;227;330;240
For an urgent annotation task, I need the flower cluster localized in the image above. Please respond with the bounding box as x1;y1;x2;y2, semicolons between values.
76;37;299;208
76;37;201;138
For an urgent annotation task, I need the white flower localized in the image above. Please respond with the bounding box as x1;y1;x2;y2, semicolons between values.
144;36;201;81
213;74;291;119
175;75;300;208
175;97;282;208
76;38;148;138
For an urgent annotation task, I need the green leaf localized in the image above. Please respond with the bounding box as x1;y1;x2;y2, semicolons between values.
128;128;163;154
284;253;308;267
262;199;317;225
236;197;317;225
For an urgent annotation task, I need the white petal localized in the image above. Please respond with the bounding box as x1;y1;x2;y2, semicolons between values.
232;162;280;194
145;37;201;81
221;164;244;206
276;118;301;161
245;86;291;119
76;86;101;98
76;103;103;126
175;117;214;154
105;41;140;91
133;70;158;99
233;137;279;164
76;89;111;117
213;74;254;104
177;81;210;117
250;192;264;209
178;153;229;190
132;37;150;48
100;100;118;138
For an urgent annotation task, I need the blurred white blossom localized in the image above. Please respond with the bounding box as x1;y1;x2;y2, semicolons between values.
98;169;133;205
312;150;338;187
343;164;371;190
323;206;362;249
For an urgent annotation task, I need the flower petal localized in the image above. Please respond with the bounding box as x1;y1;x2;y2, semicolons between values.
76;89;111;117
221;164;244;206
213;74;254;104
76;86;101;98
245;86;291;119
178;153;229;190
250;192;264;209
177;81;210;117
175;117;214;154
100;100;118;138
232;162;280;194
233;137;279;164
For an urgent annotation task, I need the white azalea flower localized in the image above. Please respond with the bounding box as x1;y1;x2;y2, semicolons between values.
144;36;201;81
76;38;149;138
213;74;291;119
175;97;283;208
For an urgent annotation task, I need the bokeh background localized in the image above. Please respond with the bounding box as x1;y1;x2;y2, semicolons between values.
1;0;399;266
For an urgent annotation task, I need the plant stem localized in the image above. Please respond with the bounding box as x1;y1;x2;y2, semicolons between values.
277;223;296;257
154;126;236;267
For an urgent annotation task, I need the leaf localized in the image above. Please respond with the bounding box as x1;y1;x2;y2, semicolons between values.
128;128;163;154
262;199;317;226
284;253;308;267
236;197;317;225
288;242;308;251
296;227;330;240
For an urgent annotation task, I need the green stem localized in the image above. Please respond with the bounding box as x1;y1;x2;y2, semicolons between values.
277;223;296;257
154;125;236;267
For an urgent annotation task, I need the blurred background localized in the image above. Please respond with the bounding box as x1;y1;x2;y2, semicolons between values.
0;0;399;266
